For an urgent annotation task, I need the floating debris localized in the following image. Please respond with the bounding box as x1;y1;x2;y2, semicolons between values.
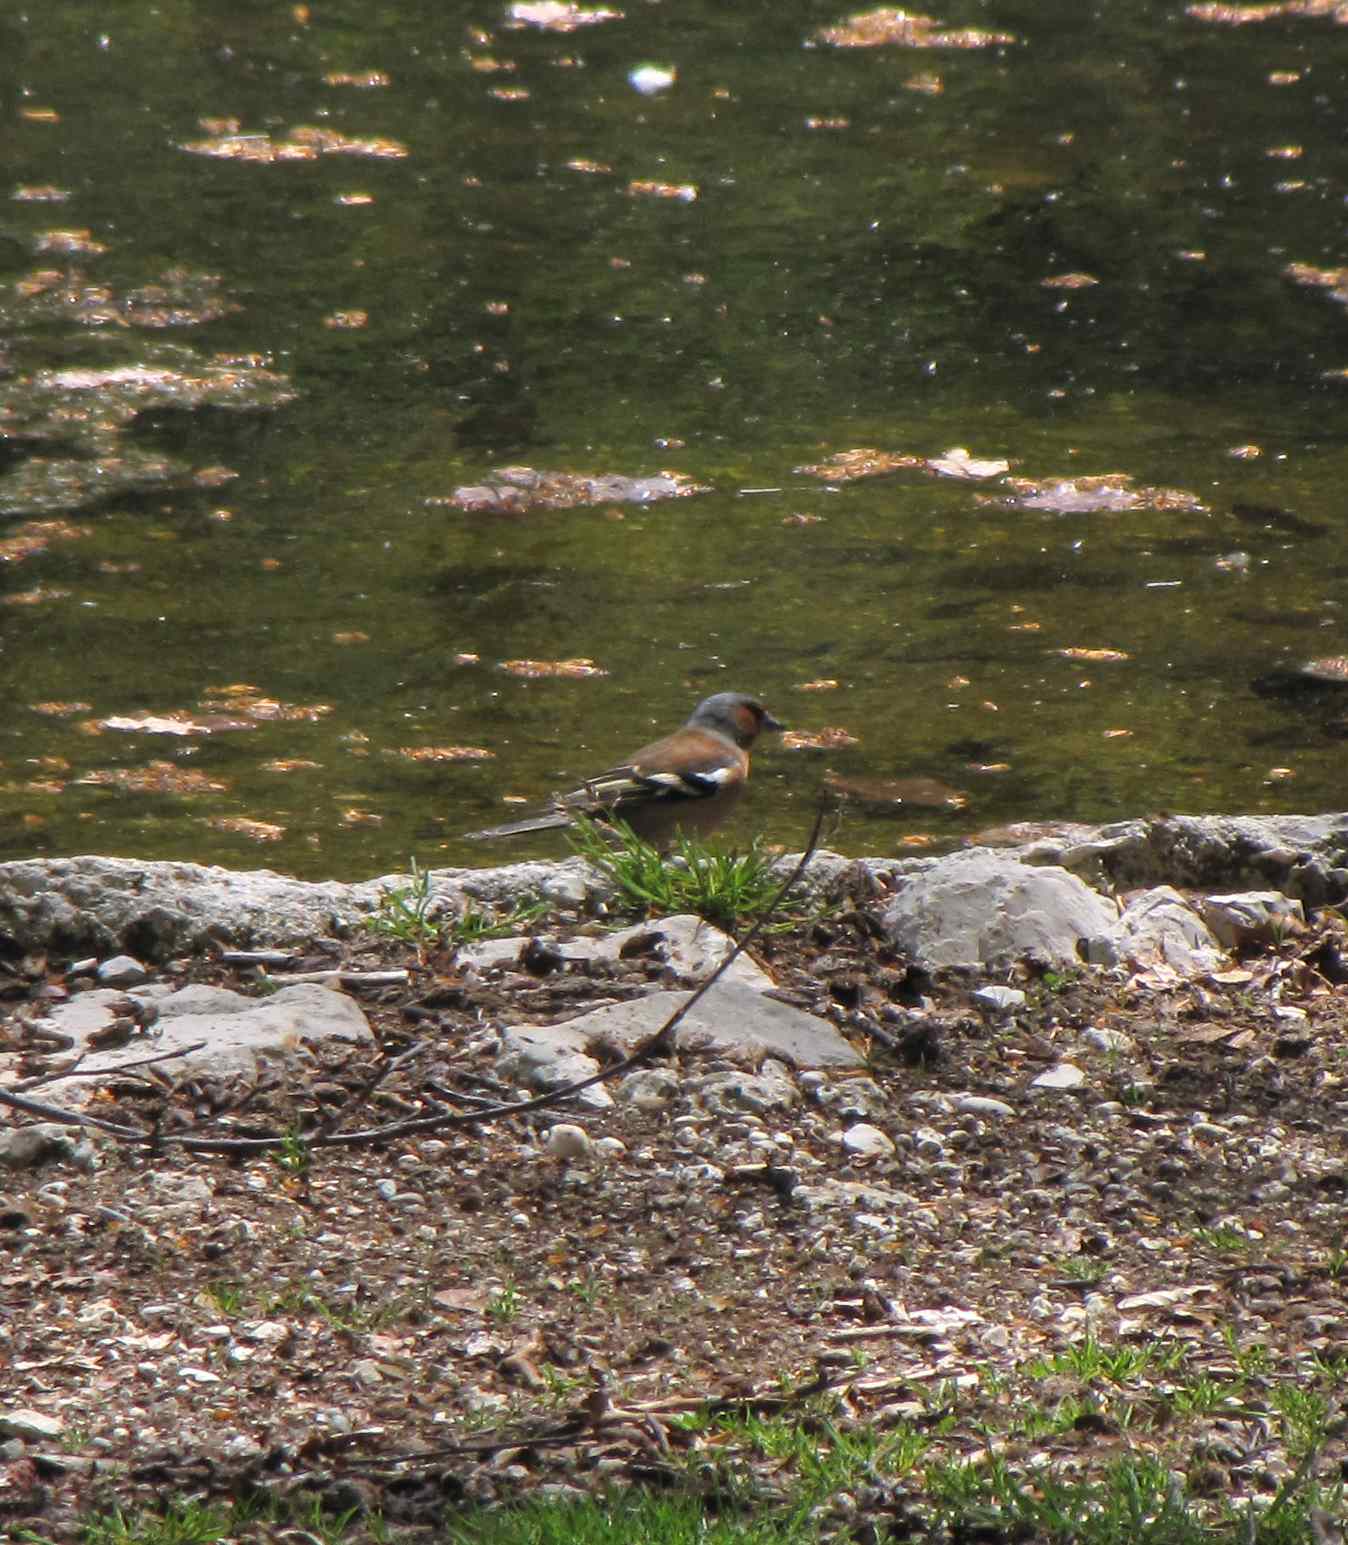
33;230;107;256
95;712;257;737
196;689;334;723
0;521;91;563
2;585;70;606
925;446;1010;480
1053;647;1131;663
629;64;677;95
180;125;409;162
1188;1;1348;23
796;446;1007;482
0;454;179;519
983;473;1205;514
323;70;391;88
810;8;1016;49
795;448;924;481
1284;261;1348;307
782;727;860;750
505;1;624;30
626;179;698;202
78;762;228;795
208;816;286;841
498;658;608;679
443;466;709;514
9;266;242;329
395;745;496;762
1041;271;1100;289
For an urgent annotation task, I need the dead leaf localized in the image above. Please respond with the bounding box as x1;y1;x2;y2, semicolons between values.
1053;648;1131;663
323;70;391;87
811;9;1016;49
78;763;228;795
498;658;608;679
927;446;1010;479
97;712;256;736
396;745;495;762
795;448;924;481
208;816;286;841
626;180;698;202
782;727;860;750
505;1;623;29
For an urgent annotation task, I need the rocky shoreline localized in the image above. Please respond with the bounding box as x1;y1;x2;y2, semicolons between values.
3;811;1346;963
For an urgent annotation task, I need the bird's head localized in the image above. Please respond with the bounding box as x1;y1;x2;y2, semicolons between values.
689;692;784;749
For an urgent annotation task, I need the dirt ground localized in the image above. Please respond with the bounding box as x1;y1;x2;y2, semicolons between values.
3;897;1348;1539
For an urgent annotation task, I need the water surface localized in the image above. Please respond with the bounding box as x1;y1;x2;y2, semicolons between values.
3;0;1346;878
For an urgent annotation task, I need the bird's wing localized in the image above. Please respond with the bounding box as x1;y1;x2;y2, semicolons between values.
566;730;745;813
464;728;745;840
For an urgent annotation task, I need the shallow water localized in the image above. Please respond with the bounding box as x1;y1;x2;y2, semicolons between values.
3;0;1347;879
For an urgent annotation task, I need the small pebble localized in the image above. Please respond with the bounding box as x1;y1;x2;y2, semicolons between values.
96;954;149;988
374;1179;398;1201
955;1094;1015;1119
545;1124;592;1160
1032;1063;1086;1090
1082;1026;1134;1053
841;1123;896;1158
972;986;1026;1014
0;1409;63;1442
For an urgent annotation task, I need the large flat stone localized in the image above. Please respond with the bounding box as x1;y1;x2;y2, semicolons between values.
552;982;863;1069
10;983;373;1111
881;850;1118;971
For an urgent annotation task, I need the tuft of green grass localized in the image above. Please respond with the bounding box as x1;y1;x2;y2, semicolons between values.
452;896;549;943
1222;1325;1275;1376
566;817;804;929
443;1488;816;1544
1192;1223;1256;1254
1026;1334;1185;1385
269;1129;311;1175
200;1280;246;1317
74;1501;238;1545
369;858;547;947
486;1280;521;1325
1056;1253;1108;1284
368;858;441;945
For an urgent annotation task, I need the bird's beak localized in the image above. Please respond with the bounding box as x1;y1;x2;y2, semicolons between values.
762;710;786;733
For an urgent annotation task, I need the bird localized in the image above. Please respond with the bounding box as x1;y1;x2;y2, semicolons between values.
465;691;783;847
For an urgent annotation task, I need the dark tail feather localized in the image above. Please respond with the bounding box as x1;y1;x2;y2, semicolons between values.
463;810;574;840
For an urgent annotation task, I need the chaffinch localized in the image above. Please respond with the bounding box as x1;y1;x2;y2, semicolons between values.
465;691;784;847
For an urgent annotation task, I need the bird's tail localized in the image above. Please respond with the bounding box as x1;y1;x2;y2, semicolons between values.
463;809;574;840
